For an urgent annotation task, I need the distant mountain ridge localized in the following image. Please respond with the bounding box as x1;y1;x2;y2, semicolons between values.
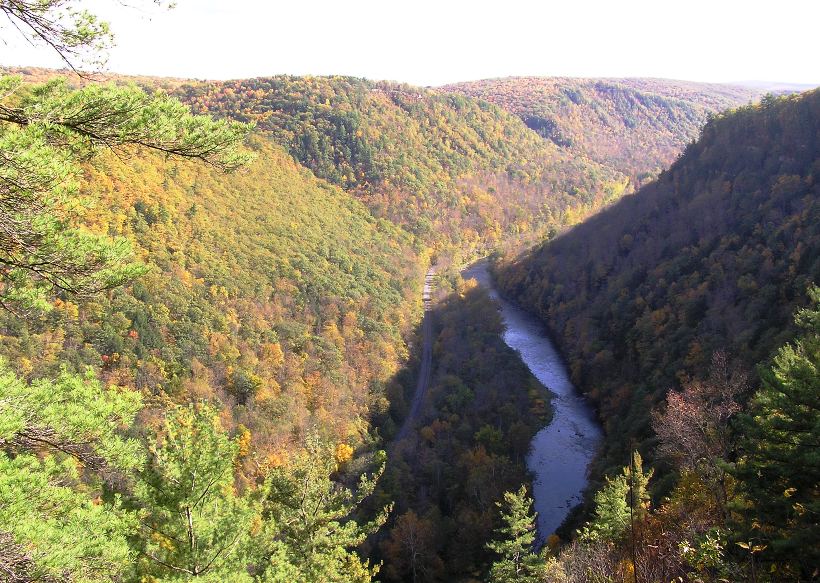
4;68;635;258
174;75;628;257
441;76;765;182
731;79;819;93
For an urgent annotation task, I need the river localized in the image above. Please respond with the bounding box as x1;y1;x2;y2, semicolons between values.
463;260;603;542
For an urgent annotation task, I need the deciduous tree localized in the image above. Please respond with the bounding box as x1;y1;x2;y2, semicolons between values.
652;351;747;515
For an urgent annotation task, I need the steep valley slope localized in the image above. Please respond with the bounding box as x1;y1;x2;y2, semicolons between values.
494;88;820;476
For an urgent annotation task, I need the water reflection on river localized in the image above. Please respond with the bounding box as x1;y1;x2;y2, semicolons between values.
464;260;602;541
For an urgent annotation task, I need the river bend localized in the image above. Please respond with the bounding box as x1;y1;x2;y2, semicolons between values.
464;260;603;541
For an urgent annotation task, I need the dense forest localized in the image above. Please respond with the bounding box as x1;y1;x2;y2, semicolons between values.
495;89;819;471
0;69;574;582
0;74;423;579
1;137;424;460
493;90;819;580
174;75;628;257
442;77;759;184
371;274;552;581
2;3;817;579
502;292;819;581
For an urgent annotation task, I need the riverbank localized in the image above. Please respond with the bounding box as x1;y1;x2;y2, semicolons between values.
463;259;603;541
375;271;554;580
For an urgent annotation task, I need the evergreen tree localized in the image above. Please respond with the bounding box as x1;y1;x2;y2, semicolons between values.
578;451;652;544
133;404;257;581
736;286;820;578
0;75;252;311
485;485;542;583
1;0;142;69
0;4;252;578
1;0;250;313
0;360;143;581
258;434;388;583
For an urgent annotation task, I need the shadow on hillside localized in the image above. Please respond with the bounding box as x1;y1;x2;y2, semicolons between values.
360;281;552;581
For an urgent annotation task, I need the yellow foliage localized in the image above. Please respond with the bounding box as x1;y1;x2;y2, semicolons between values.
236;426;252;458
19;358;33;375
260;342;284;369
334;443;354;465
420;426;435;443
264;451;285;469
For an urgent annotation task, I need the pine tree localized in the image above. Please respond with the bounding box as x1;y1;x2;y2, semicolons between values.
258;434;388;583
486;485;542;583
0;4;252;579
0;360;143;581
578;451;652;544
1;0;250;313
0;75;252;311
133;404;258;581
578;473;630;545
736;285;820;578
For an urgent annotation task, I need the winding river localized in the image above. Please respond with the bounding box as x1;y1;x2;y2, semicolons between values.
463;260;603;541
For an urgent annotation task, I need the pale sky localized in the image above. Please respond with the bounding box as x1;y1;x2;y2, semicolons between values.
2;0;819;86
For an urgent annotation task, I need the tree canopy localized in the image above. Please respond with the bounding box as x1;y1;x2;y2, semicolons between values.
0;74;252;310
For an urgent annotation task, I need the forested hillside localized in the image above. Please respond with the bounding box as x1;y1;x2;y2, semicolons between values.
4;0;817;578
5;60;817;581
2;67;424;581
0;65;197;91
495;89;820;475
372;275;551;581
176;76;628;256
442;77;759;182
1;69;575;581
1;138;423;459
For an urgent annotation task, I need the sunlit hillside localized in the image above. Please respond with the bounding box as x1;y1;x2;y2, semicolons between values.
442;77;761;183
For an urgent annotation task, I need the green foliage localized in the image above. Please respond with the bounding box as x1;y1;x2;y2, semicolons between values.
134;403;257;580
736;285;820;577
578;451;652;544
0;0;116;69
259;435;387;582
0;361;142;581
0;359;143;468
0;456;138;582
679;528;733;580
578;473;630;545
0;74;251;311
486;485;542;583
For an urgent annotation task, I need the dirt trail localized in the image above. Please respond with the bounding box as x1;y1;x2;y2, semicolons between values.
395;268;435;441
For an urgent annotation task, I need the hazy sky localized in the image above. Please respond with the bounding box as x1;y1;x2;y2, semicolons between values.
3;0;819;86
